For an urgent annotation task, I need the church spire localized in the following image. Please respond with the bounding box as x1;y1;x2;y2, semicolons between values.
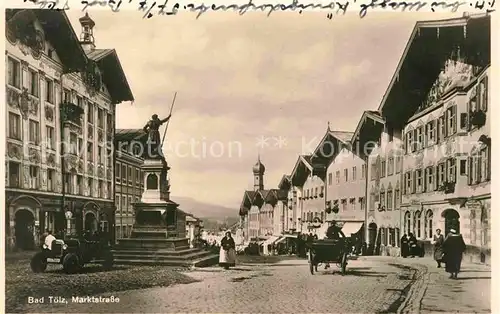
252;155;265;191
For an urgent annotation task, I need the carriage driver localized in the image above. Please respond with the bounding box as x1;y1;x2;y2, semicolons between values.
323;220;346;269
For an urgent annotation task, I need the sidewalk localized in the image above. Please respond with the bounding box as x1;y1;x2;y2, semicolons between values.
398;257;491;313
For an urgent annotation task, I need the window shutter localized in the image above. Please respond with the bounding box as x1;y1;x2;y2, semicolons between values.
443;114;448;138
412;171;416;194
487;147;491;181
452;106;457;134
483;76;488;112
476;156;482;184
460;113;468;130
468;157;473;185
433;166;439;190
423;168;427;192
476;83;482;110
435;119;440;144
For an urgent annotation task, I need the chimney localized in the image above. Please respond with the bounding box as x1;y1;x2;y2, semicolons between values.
79;12;96;52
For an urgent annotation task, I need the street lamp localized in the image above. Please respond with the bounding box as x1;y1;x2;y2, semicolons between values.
65;209;73;235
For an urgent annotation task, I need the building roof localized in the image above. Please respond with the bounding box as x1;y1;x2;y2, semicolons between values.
278;174;291;190
329;130;354;144
377;14;490;127
238;188;285;216
86;48;134;104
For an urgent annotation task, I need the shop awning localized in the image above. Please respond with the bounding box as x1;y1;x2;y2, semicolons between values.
341;222;364;236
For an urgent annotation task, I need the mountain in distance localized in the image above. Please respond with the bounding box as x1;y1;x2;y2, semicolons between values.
171;195;238;221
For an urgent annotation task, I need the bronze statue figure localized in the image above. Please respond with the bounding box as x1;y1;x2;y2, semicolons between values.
143;114;171;158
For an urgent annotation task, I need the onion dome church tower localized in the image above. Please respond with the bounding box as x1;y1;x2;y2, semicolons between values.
253;155;265;191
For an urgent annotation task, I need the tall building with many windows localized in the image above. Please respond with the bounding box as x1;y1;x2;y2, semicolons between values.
5;10;133;251
114;129;146;240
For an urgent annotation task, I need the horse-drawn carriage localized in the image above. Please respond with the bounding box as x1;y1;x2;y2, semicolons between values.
307;238;350;275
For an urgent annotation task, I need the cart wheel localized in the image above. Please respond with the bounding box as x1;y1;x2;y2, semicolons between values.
308;251;315;275
340;253;348;275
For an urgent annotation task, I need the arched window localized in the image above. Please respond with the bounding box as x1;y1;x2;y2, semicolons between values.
425;210;433;239
404;211;411;235
414;211;422;238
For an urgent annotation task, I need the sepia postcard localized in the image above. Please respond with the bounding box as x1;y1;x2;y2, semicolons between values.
1;1;496;313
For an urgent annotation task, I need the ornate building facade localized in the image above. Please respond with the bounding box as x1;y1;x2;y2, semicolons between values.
377;14;491;263
5;10;133;250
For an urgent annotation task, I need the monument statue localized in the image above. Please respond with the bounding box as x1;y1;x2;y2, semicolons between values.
143;114;171;159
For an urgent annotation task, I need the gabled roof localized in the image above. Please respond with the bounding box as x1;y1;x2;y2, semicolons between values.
239;190;255;216
310;127;354;166
377;14;490;126
87;49;134;104
351;110;386;143
278;174;291;190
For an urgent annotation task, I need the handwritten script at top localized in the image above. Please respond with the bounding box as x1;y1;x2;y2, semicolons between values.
31;0;496;19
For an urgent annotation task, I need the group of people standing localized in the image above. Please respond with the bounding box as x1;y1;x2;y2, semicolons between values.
402;228;466;279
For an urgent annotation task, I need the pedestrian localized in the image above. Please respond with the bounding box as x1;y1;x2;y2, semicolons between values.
43;230;56;251
442;228;466;279
400;234;409;258
408;233;418;257
431;229;445;268
219;231;236;270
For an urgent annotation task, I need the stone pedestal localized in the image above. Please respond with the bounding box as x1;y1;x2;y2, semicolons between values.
113;156;218;267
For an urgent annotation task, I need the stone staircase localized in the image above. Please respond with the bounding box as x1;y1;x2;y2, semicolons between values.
112;246;219;267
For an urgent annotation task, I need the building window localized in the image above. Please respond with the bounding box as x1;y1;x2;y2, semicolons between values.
478;75;488;112
394;188;400;210
404;211;411;235
47;169;55;191
352;167;356;181
406;130;414;153
8;162;20;187
28;69;39;96
107;182;112;198
98;146;103;164
437;163;446;188
395;156;402;174
64;173;73;194
314;187;318;197
425;166;434;192
389;228;396;246
98;108;104;128
469;146;490;184
122;196;127;213
446;106;457;136
328;173;332;185
128;196;133;212
361;164;366;179
63;88;71;102
459;160;467;176
415;169;423;193
350;198;356;211
426;121;435;146
45;79;54;103
8;57;21;87
381;228;387;246
387;157;394;176
335;171;340;184
425;210;433;239
341;199;347;211
76;175;83;194
380;160;386;178
359;197;366;211
88;102;94;124
28;165;39;189
87;142;93;161
8;112;21;140
128;166;133;185
386;189;393;211
28;120;40;144
446;158;456;183
98;180;103;198
320;186;324;197
416;126;424;150
437;115;446;143
379;191;385;210
122;164;127;183
344;169;348;182
45;126;55;150
88;178;93;197
115;195;120;211
404;172;412;195
136;169;141;186
414;211;422;238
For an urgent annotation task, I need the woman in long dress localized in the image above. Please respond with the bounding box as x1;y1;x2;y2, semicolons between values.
442;228;466;279
400;234;409;258
219;231;236;270
431;229;444;268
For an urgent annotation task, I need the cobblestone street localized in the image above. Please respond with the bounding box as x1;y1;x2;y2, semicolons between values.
25;257;419;313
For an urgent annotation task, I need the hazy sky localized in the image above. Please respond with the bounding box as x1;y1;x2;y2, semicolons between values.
65;10;460;208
